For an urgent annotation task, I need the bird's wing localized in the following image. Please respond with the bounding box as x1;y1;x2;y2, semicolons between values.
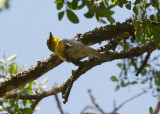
61;39;88;59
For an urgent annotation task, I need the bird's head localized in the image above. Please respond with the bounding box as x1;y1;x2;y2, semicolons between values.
47;32;59;52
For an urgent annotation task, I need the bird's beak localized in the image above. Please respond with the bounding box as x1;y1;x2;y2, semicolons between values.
49;32;53;44
50;32;53;39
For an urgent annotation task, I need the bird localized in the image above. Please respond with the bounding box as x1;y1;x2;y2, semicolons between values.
47;32;107;61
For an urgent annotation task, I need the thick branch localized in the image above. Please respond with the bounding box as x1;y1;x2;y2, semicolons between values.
67;41;156;83
59;41;156;103
0;54;63;97
0;20;157;97
73;22;134;45
1;42;156;105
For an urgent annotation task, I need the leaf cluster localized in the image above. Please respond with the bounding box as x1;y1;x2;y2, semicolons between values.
0;0;9;12
0;53;48;113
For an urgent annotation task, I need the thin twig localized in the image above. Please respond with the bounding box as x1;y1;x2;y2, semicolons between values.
123;38;127;52
136;52;151;76
88;89;105;114
55;94;64;114
154;95;160;114
111;90;147;113
31;98;41;110
54;84;64;114
3;86;61;100
80;105;95;114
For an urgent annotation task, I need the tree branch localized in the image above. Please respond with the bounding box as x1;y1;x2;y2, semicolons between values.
62;41;156;103
55;93;64;114
111;90;147;113
136;51;151;76
0;20;157;97
80;105;94;114
31;98;41;110
3;86;61;100
88;89;105;114
0;54;63;97
73;21;134;45
154;96;160;114
1;41;156;103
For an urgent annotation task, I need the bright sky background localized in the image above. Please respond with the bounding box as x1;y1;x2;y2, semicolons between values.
0;0;158;113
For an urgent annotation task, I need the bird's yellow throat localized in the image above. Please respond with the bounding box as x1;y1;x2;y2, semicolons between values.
47;34;59;52
47;33;65;60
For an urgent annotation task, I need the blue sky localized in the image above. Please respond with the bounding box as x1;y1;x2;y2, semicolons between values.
0;0;158;113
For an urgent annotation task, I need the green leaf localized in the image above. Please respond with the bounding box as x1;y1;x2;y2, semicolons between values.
106;15;115;23
84;10;94;18
96;14;106;23
40;77;49;84
78;0;85;9
67;1;72;9
57;3;63;10
7;54;17;62
0;65;5;73
0;59;6;65
149;106;153;114
111;76;118;82
130;81;138;85
66;9;79;23
151;0;159;10
55;0;64;4
6;106;12;112
39;85;47;91
58;11;65;20
150;15;156;21
20;108;34;113
125;4;131;10
117;0;127;8
8;63;18;74
94;0;102;5
115;85;120;91
19;64;26;72
117;63;122;68
22;100;28;106
104;0;109;5
72;0;78;9
121;80;128;87
27;82;34;94
109;1;117;9
133;6;138;15
157;10;160;23
67;0;78;9
5;1;9;9
134;0;142;5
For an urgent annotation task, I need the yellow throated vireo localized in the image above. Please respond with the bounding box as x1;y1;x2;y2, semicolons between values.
47;32;107;61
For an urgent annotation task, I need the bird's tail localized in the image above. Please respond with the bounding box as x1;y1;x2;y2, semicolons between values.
86;47;108;61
